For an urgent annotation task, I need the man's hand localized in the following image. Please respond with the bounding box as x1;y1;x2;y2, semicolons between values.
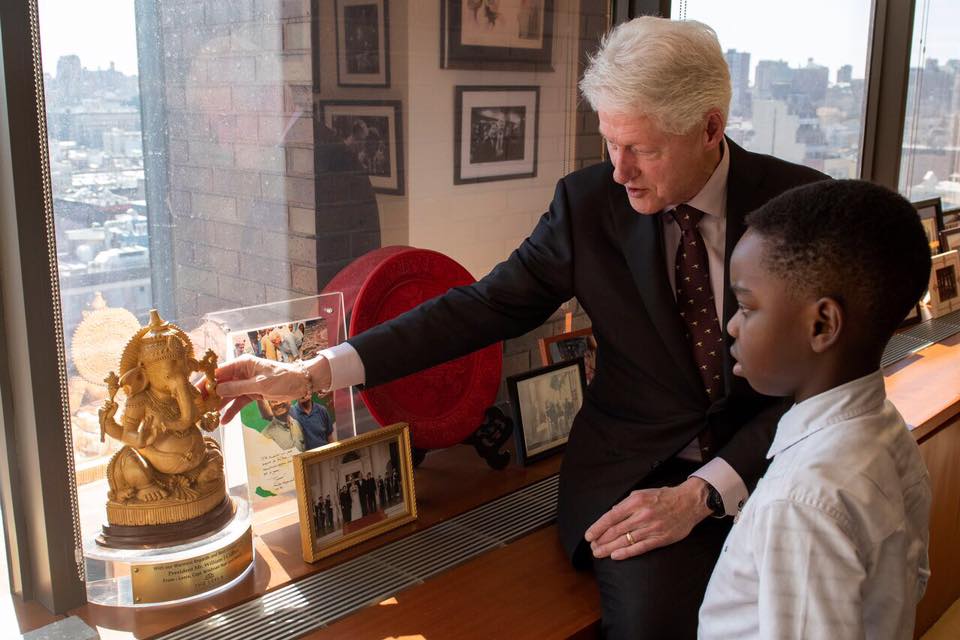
584;477;712;560
213;355;332;424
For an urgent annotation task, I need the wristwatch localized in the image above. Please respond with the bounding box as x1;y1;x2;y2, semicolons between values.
706;484;725;518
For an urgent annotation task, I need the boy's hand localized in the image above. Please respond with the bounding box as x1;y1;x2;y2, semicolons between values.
584;477;712;560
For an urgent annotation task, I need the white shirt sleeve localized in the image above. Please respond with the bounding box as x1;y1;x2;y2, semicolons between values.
691;456;749;517
318;342;366;391
754;500;866;639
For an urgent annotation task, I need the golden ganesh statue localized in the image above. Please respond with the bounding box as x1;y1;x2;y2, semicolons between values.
98;310;231;546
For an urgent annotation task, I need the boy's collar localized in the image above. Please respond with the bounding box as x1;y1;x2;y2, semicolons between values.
767;369;886;459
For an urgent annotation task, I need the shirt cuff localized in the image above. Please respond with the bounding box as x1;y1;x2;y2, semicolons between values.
317;342;366;391
690;457;749;517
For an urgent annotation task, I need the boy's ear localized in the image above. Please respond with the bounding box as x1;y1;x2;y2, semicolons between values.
809;297;843;353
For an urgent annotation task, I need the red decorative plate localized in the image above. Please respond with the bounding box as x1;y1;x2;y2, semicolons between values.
349;248;503;449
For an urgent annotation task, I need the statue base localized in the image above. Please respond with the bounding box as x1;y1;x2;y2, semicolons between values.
84;496;254;606
98;495;236;549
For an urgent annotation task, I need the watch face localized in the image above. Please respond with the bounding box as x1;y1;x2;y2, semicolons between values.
707;487;724;515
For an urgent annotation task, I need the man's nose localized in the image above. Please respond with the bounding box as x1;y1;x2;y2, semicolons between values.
611;153;635;185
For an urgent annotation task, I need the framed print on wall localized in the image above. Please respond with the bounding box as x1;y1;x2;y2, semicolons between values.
912;197;946;254
294;422;417;562
441;0;554;70
320;100;404;195
454;85;539;184
335;0;390;87
507;359;586;466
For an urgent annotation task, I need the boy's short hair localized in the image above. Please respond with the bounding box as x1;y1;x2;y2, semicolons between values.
745;179;932;350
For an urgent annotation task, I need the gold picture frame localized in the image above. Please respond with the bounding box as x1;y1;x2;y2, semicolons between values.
294;422;417;562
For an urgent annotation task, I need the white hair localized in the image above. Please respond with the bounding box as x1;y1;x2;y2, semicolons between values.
580;16;731;135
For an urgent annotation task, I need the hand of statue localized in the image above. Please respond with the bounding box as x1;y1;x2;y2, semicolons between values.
214;354;332;424
140;413;160;446
99;399;119;425
584;477;712;560
200;410;221;432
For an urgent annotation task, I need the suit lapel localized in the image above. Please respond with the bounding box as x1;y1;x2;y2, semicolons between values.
608;179;704;397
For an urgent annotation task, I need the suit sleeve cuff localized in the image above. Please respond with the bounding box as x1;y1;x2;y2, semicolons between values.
690;457;749;517
317;342;366;391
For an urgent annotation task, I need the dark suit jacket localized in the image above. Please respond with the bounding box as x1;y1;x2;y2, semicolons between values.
349;139;827;564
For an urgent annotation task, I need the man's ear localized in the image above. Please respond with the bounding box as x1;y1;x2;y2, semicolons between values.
703;109;725;147
810;297;844;353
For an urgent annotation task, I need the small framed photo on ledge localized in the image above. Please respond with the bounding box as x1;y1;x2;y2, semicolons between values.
334;0;390;87
538;327;597;384
929;250;960;318
939;226;960;253
294;422;417;562
454;85;539;184
912;197;946;254
507;359;586;466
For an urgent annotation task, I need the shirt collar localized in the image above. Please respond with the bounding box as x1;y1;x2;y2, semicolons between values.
767;370;887;459
666;138;729;219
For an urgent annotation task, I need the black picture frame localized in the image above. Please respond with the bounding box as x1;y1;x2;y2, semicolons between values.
507;358;586;466
912;197;946;254
319;100;404;195
334;0;390;87
454;85;539;185
441;0;554;71
939;226;960;253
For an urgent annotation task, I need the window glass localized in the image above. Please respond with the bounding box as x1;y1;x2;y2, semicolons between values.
899;0;960;217
37;0;609;543
673;1;873;179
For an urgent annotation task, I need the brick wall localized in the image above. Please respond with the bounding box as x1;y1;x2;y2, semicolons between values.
160;0;381;328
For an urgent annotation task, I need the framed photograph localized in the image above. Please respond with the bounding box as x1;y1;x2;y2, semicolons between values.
320;100;403;195
295;422;417;562
939;226;960;253
507;359;586;465
538;327;597;384
912;197;946;254
929;250;960;318
441;0;554;70
335;0;390;87
455;85;539;184
899;303;922;328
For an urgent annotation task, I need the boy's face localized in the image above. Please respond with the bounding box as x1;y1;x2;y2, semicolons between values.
726;230;814;397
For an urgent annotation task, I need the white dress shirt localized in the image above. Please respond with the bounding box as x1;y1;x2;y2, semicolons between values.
317;140;746;515
699;371;931;640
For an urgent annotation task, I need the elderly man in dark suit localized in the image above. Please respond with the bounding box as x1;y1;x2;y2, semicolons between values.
217;16;827;638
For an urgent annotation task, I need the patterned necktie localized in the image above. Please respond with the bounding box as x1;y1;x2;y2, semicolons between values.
670;204;724;403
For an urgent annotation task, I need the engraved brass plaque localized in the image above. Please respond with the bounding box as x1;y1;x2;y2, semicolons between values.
130;527;253;604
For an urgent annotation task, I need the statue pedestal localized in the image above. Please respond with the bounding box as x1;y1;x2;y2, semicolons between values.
83;496;254;606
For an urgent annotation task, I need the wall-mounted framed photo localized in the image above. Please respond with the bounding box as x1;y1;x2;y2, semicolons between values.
320;100;404;195
454;85;539;185
929;250;960;318
912;197;946;254
538;327;597;384
441;0;554;71
335;0;390;87
507;359;585;466
294;422;417;562
939;226;960;253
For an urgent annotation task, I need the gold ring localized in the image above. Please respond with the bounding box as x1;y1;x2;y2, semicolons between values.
625;531;636;545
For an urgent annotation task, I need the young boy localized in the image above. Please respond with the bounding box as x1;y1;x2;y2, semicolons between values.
698;180;932;639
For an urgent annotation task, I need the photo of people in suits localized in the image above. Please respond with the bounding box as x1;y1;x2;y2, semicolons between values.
305;438;406;546
511;360;584;459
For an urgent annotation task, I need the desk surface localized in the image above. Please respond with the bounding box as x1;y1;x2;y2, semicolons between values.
19;334;960;639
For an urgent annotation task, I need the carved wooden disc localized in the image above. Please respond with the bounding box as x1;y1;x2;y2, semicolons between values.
349;248;503;449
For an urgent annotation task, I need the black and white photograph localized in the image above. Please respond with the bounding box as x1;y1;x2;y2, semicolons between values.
320;100;404;194
508;359;586;465
295;423;416;562
455;86;539;184
441;0;554;70
929;250;960;318
334;0;390;87
913;197;946;254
